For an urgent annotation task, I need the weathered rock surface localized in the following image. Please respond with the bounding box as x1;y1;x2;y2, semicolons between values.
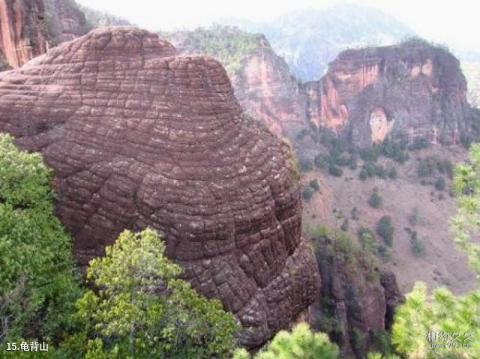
168;29;312;142
0;0;47;67
230;36;310;140
44;0;88;44
0;27;320;348
0;0;89;68
309;236;404;358
170;29;479;151
308;40;480;147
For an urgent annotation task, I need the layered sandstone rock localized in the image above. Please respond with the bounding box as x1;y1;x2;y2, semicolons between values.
169;29;312;141
0;27;319;347
44;0;88;44
0;0;47;67
308;39;479;146
230;36;310;139
310;236;403;358
0;0;89;68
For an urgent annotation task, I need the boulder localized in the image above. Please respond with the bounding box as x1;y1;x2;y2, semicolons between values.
0;27;320;348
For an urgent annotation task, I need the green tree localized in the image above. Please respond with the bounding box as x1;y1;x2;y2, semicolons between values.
392;283;480;358
303;187;315;200
391;145;480;358
60;229;239;358
434;177;446;191
0;134;82;344
309;179;320;191
376;216;394;247
233;323;339;359
388;167;398;180
369;190;383;209
450;143;480;277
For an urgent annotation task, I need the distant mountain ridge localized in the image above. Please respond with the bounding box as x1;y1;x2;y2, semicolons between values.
220;4;415;81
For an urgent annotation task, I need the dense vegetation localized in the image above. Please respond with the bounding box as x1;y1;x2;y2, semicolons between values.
60;229;239;358
0;134;82;345
234;323;339;359
165;26;261;76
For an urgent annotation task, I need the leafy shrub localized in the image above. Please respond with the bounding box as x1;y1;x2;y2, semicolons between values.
309;179;320;191
434;177;446;191
359;147;380;162
376;216;394;246
300;158;313;172
408;208;420;226
0;134;82;344
408;137;430;151
351;207;359;220
233;323;339;359
359;168;368;181
417;158;436;177
392;283;480;358
303;187;315;200
377;245;391;262
358;227;377;252
381;140;410;163
369;190;383;208
417;156;453;179
408;231;426;257
388;167;398;179
328;165;343;177
314;154;329;169
60;229;239;358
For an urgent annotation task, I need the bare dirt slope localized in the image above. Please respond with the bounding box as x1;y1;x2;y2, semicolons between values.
302;145;476;294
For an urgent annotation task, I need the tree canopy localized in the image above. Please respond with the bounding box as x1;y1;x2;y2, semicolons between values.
0;134;81;344
233;323;339;359
60;228;239;358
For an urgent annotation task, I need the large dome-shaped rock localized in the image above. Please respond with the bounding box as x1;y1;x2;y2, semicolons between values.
0;27;319;347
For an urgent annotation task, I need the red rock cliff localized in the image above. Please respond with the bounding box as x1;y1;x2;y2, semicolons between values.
0;0;88;68
231;36;310;139
307;40;478;146
0;0;47;67
0;27;320;348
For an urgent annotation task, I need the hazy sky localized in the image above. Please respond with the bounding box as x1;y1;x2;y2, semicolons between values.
76;0;480;52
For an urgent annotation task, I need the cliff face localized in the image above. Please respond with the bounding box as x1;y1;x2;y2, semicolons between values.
168;29;312;141
44;0;88;44
310;237;403;358
0;0;88;68
0;0;47;67
170;30;478;151
0;27;320;348
309;40;478;147
231;36;310;139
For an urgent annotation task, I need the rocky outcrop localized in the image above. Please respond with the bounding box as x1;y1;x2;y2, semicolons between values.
0;0;88;68
230;36;310;139
168;28;312;141
308;39;479;147
0;0;47;67
44;0;89;44
0;27;320;348
170;30;479;150
309;236;403;358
